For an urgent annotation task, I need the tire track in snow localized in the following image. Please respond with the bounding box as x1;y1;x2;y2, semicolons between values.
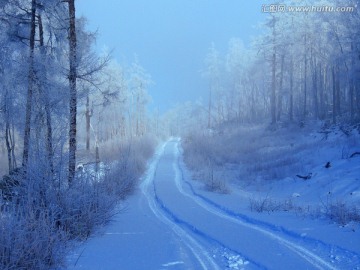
153;184;264;270
173;140;360;270
140;142;221;270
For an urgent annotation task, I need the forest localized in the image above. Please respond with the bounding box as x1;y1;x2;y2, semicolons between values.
0;0;359;269
169;1;360;133
0;1;159;269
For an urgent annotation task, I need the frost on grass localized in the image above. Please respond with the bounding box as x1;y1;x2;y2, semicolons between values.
183;124;360;224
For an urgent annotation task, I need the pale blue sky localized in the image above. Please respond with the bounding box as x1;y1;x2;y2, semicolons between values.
76;0;265;112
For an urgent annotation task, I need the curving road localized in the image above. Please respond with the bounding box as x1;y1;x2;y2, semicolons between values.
68;139;360;270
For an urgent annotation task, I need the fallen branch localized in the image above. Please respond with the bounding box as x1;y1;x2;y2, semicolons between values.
296;173;312;180
350;152;360;158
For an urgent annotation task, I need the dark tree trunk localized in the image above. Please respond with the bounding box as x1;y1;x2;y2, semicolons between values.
270;16;277;125
4;90;16;173
5;120;13;173
350;43;355;122
336;66;341;117
277;54;285;121
312;56;319;119
318;63;324;119
22;0;37;171
324;66;331;119
208;87;212;128
289;57;294;121
68;0;77;186
85;94;91;150
303;38;308;120
11;124;17;170
271;51;276;124
251;82;256;122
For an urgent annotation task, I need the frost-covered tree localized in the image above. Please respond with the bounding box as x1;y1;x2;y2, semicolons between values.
84;60;126;143
202;43;223;128
128;57;152;137
198;0;360;127
225;38;246;121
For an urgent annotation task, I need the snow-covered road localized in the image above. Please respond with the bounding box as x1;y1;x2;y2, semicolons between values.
67;139;360;270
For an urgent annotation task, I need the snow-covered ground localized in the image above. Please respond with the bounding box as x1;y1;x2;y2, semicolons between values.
65;136;360;269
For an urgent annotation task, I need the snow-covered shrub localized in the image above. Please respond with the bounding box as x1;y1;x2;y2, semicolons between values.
321;200;360;226
56;179;117;240
182;132;230;192
101;134;157;198
103;160;137;199
203;166;230;194
0;199;67;270
182;131;218;170
249;196;282;213
249;196;302;214
249;195;360;225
